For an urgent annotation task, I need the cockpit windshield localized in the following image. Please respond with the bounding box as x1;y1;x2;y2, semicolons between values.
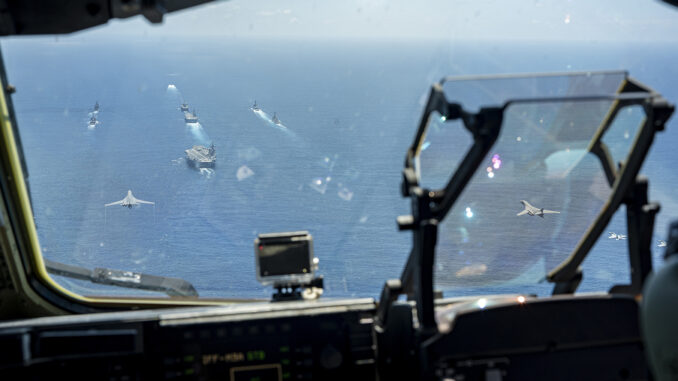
421;79;651;295
1;1;677;300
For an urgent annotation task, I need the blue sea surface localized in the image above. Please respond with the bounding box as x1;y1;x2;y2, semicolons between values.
2;37;678;299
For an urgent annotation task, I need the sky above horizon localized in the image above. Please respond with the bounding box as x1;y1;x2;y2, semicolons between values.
5;0;678;43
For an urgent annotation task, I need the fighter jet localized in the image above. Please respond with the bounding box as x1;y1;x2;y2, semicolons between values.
516;200;560;218
608;232;627;240
105;190;155;209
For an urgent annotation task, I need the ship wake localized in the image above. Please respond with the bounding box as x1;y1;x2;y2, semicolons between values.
166;84;183;100
186;122;211;145
251;108;295;137
199;168;215;178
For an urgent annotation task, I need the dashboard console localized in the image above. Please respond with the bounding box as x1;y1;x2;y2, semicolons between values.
0;294;646;380
0;298;376;380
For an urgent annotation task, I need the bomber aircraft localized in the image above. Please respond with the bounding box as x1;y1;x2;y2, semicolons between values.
105;190;155;209
516;200;560;218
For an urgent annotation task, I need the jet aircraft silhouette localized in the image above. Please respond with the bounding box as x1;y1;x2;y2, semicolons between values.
516;200;560;218
105;190;155;209
608;232;627;240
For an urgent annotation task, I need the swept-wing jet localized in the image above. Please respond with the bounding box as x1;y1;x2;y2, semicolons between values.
608;232;627;240
516;200;560;218
105;190;155;209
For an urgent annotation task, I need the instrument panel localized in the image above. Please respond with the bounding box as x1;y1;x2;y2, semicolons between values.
0;294;647;380
0;299;377;381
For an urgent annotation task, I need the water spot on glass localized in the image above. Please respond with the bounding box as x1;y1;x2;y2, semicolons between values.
359;215;368;223
237;146;262;161
516;136;522;142
309;177;329;194
455;263;487;277
236;165;254;181
99;242;105;247
338;186;353;201
564;14;571;24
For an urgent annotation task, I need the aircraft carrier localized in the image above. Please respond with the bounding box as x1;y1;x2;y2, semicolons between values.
185;143;215;168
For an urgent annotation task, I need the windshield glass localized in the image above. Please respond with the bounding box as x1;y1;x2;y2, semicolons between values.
1;0;678;299
423;93;649;295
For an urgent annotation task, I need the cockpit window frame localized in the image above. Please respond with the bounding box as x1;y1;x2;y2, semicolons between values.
391;73;672;332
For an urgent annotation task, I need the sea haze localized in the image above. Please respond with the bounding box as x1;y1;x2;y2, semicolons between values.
2;37;678;299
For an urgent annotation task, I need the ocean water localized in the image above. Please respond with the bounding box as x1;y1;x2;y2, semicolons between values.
2;37;678;299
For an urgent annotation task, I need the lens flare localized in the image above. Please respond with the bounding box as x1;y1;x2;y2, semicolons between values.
491;154;502;169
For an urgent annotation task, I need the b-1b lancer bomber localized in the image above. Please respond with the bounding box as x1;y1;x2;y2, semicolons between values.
105;190;155;209
608;232;627;240
516;200;560;218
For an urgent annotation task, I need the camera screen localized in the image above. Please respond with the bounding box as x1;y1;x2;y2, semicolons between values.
258;241;311;277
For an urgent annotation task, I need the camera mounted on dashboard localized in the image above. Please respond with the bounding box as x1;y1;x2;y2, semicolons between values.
255;231;323;301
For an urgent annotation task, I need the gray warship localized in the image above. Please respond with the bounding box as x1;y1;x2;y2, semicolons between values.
185;143;215;168
184;109;198;123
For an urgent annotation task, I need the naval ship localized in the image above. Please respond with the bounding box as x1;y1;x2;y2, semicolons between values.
185;143;215;168
184;109;199;123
